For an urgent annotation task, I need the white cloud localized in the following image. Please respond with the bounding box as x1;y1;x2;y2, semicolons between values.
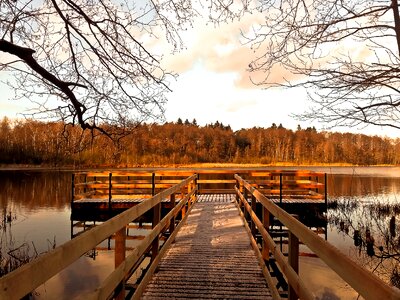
164;62;312;131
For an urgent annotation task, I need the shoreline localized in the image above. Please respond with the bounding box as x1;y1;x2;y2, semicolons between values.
0;163;399;176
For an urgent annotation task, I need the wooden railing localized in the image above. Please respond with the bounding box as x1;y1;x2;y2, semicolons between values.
234;174;400;300
0;174;197;300
72;169;327;201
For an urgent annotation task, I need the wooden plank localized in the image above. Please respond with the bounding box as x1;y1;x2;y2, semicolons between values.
235;185;314;300
139;199;272;300
197;179;237;184
233;198;281;300
198;188;235;194
79;188;196;300
132;194;196;300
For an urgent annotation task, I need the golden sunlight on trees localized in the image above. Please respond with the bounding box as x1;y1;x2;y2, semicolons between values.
246;0;400;130
0;117;399;166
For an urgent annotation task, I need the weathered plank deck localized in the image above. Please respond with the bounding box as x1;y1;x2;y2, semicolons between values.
141;194;272;299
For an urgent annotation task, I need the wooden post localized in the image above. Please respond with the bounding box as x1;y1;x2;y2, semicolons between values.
194;174;198;200
180;186;186;219
197;173;200;195
324;173;328;240
239;181;244;210
243;187;248;219
169;194;176;234
108;173;112;210
262;206;270;262
187;181;192;207
127;176;130;195
279;173;283;251
279;173;283;206
94;175;97;195
235;178;239;203
151;173;155;196
288;215;299;300
115;226;126;300
151;203;161;261
71;173;75;205
83;174;87;194
324;173;328;206
181;200;186;219
251;194;257;237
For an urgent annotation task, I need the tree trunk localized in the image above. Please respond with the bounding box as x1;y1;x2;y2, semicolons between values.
392;0;400;56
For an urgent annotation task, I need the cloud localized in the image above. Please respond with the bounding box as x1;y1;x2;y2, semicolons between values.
219;98;258;113
162;14;261;86
161;10;384;91
161;12;308;90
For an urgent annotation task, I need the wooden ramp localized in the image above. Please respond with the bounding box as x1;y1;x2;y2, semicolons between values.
141;194;272;299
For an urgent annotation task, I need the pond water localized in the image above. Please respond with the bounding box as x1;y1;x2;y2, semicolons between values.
1;167;400;299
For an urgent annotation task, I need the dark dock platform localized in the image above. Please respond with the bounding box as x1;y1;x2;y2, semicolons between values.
141;195;272;299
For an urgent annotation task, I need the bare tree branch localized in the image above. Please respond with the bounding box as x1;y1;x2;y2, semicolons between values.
0;0;210;137
246;0;400;130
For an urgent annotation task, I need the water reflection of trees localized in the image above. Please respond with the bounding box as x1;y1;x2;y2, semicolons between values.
328;196;400;287
0;171;69;279
0;171;71;212
328;175;400;198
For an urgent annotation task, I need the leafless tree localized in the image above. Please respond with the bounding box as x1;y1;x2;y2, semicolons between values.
0;0;205;136
247;0;400;130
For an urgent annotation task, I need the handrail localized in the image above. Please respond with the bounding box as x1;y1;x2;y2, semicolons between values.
0;174;197;300
72;169;326;200
235;183;314;300
81;186;197;299
234;174;400;300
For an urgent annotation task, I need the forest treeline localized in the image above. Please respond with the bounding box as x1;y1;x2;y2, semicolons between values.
1;117;399;166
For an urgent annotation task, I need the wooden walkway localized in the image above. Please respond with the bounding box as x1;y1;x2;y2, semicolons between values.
141;194;272;299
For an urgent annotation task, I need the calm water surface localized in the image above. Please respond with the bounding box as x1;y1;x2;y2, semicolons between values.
1;167;400;299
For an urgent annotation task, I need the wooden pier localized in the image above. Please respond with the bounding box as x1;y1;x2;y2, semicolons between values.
141;196;272;299
1;169;400;300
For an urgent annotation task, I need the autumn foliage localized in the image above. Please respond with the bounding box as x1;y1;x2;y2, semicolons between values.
0;117;399;167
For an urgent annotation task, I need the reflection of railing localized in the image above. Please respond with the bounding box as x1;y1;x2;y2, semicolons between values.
234;174;400;300
0;175;197;300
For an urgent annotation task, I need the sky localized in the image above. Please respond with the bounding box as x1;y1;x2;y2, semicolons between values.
0;7;398;138
159;15;399;138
